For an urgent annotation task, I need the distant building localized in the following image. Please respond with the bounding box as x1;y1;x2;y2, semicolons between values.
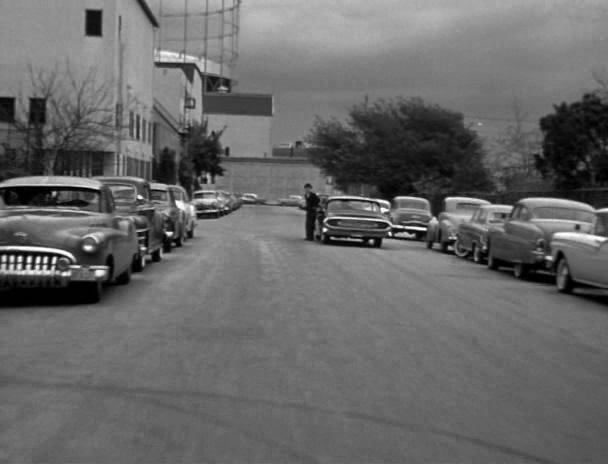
0;0;158;177
204;93;274;158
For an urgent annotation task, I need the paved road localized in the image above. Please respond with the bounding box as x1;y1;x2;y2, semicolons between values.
1;206;608;463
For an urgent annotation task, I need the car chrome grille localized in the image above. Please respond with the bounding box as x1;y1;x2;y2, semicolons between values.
0;249;73;288
327;219;388;229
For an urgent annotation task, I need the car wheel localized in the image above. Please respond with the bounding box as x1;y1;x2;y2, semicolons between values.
472;244;483;264
556;257;575;294
77;281;103;304
151;246;163;262
487;246;500;270
513;263;529;279
415;233;425;241
439;235;449;253
115;262;132;285
163;239;172;253
453;238;468;258
216;211;221;218
174;231;183;247
322;233;331;244
373;238;383;248
132;253;146;272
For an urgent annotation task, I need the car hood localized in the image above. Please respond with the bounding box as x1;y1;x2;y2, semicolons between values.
392;208;432;221
0;209;104;249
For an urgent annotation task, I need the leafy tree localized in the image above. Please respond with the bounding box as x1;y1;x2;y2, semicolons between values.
535;93;608;188
307;97;493;199
10;61;120;175
186;121;226;184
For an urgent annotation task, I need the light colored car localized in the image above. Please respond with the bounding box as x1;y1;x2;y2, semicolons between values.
192;190;223;218
241;193;259;205
168;185;196;239
315;196;392;248
0;176;139;303
374;199;392;222
426;197;490;252
279;195;303;207
486;197;595;279
454;204;512;263
390;196;432;240
550;208;608;293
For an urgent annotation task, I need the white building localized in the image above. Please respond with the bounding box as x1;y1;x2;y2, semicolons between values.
0;0;159;178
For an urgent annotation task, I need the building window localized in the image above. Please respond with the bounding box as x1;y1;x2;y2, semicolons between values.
129;111;134;138
148;122;153;144
29;98;46;125
0;97;15;123
135;115;141;140
85;10;103;37
142;118;147;143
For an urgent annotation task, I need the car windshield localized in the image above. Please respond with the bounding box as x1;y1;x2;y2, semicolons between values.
455;202;484;212
151;190;170;204
327;199;380;214
0;186;101;212
488;211;510;223
594;214;608;237
394;198;429;210
532;207;594;223
108;184;137;204
194;192;216;199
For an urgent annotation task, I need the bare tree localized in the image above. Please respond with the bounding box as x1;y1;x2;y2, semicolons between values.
11;61;122;175
488;97;542;190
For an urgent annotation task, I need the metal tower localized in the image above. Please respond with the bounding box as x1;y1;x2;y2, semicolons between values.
157;0;242;92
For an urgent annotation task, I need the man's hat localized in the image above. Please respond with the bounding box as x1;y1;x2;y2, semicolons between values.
304;183;312;188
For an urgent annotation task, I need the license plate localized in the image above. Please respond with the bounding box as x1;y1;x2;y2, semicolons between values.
71;268;97;281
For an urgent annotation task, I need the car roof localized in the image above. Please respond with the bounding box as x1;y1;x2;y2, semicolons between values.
193;190;217;193
481;204;512;211
328;195;380;203
445;196;491;204
392;196;429;202
150;182;169;190
517;197;594;210
0;175;103;190
95;176;148;185
596;208;608;214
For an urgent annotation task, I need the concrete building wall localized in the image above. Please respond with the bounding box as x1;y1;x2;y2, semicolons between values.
206;114;272;158
217;158;336;200
0;0;157;177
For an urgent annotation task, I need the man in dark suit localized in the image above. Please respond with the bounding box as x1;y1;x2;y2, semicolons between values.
303;183;320;241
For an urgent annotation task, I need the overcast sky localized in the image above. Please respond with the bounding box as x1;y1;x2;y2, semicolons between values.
153;0;608;145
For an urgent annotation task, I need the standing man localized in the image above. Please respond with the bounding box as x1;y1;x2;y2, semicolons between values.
303;183;320;241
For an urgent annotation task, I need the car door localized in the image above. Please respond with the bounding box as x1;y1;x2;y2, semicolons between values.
106;191;132;272
459;210;477;251
501;205;535;262
574;215;608;285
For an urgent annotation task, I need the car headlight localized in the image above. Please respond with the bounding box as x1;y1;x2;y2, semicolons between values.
56;257;71;271
82;235;100;254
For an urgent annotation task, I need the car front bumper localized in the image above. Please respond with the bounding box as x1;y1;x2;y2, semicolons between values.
392;223;429;234
323;226;390;239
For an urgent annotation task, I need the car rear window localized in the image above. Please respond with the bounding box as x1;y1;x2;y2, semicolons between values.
393;199;429;210
108;184;136;203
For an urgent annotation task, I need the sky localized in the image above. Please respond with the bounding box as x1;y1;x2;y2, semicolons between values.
152;0;608;145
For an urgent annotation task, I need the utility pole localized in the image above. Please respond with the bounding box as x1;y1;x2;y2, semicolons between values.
115;14;124;176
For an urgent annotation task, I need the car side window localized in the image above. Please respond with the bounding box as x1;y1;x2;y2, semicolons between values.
520;207;531;221
510;205;521;220
477;210;487;223
105;190;115;213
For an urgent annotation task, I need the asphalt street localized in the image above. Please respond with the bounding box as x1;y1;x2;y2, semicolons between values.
1;205;608;463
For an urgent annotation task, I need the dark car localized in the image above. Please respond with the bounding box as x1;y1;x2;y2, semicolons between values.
390;196;432;240
486;197;595;279
150;183;186;252
453;204;512;263
0;176;139;303
315;196;392;248
96;176;165;266
241;193;260;205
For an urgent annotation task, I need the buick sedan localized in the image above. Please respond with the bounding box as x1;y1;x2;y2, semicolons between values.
0;176;139;303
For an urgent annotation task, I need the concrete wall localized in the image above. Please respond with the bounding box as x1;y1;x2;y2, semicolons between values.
0;0;157;176
216;157;337;200
206;114;272;158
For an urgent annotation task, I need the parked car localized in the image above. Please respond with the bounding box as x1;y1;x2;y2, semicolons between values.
453;204;512;262
150;183;186;252
96;176;165;266
192;190;223;218
390;196;432;240
426;197;490;252
486;197;595;279
374;199;392;222
222;191;238;212
241;193;259;205
550;208;608;293
279;195;303;207
168;185;196;239
315;196;392;248
0;176;139;303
